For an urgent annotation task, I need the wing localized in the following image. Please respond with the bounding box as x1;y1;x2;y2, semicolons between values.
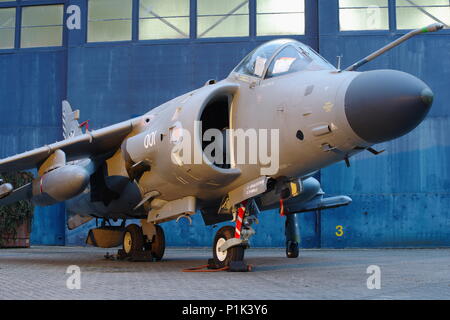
0;119;135;173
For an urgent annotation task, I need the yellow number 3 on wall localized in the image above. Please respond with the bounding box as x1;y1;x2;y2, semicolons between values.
335;225;344;237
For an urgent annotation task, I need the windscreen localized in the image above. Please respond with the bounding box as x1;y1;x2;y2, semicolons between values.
233;39;292;78
233;39;335;79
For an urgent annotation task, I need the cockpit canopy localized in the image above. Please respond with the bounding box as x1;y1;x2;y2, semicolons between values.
232;39;336;79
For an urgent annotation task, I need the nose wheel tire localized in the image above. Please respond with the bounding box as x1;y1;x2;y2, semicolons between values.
122;224;144;257
147;224;165;261
212;226;245;268
286;241;299;258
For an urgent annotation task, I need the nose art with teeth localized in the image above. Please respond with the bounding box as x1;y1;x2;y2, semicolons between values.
344;70;433;144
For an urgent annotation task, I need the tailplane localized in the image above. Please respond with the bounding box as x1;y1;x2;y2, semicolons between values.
62;100;83;139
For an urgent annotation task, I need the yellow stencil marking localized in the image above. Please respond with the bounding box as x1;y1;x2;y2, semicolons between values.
335;225;344;237
323;102;334;112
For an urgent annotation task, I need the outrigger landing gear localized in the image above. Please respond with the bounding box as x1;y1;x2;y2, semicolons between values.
285;213;300;258
211;201;258;272
118;221;166;262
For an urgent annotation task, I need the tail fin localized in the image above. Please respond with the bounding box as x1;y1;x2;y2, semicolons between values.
62;100;83;139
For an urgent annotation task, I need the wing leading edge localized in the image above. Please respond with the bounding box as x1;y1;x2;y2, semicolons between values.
0;119;135;173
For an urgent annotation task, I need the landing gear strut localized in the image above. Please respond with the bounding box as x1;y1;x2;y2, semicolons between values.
118;222;165;261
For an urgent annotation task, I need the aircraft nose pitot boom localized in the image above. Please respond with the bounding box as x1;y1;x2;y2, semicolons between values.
344;70;433;143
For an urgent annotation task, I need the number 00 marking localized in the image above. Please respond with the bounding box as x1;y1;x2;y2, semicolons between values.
144;131;156;148
335;225;344;237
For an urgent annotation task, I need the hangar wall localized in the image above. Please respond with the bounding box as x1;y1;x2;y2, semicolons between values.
0;49;67;245
317;1;450;248
0;0;448;248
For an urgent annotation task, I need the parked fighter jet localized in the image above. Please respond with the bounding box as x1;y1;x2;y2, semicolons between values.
0;24;442;269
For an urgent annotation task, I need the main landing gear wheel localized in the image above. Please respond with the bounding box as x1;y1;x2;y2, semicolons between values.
212;226;245;268
145;224;165;261
286;240;299;258
122;224;144;257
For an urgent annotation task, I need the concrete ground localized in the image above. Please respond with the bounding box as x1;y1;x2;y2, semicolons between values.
0;246;449;300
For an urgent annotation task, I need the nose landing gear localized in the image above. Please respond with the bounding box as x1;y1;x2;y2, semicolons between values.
212;226;245;268
211;201;258;272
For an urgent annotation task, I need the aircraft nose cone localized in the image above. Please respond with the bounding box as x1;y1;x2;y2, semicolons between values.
344;70;433;143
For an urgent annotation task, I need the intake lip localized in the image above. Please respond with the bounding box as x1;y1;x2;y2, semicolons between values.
344;70;433;144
